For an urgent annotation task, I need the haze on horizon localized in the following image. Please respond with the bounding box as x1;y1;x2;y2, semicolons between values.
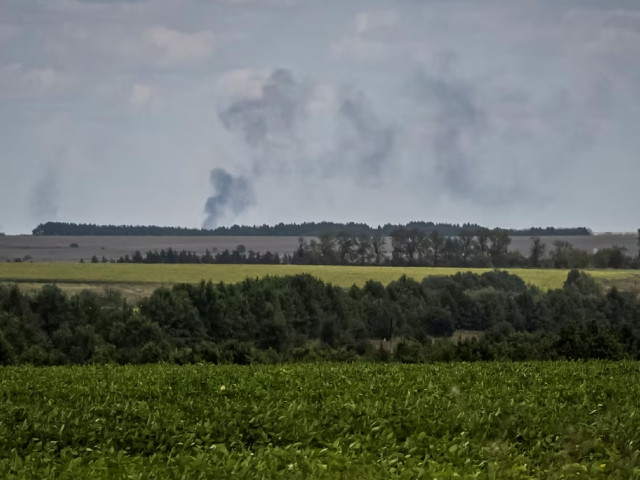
1;0;639;235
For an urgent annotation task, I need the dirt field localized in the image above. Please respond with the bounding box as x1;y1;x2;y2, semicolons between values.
0;233;637;263
0;235;302;263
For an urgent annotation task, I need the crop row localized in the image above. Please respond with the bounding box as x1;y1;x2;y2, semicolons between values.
1;362;640;478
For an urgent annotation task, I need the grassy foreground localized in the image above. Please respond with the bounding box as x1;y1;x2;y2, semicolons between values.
1;262;639;290
1;362;640;479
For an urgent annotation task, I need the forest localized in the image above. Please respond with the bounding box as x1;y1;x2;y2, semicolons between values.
106;228;640;269
1;270;640;366
32;221;591;237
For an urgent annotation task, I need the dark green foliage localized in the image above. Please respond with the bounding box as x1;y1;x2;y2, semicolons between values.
1;269;640;364
35;220;590;236
423;306;454;337
394;340;424;363
0;328;15;365
3;362;640;477
105;233;638;269
564;269;603;296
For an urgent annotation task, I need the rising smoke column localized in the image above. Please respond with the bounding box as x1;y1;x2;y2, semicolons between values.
203;168;253;229
218;68;308;176
338;90;395;180
218;69;303;146
415;71;486;195
208;68;397;225
206;68;308;226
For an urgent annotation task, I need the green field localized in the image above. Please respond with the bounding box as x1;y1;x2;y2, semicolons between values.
1;362;639;478
1;262;639;291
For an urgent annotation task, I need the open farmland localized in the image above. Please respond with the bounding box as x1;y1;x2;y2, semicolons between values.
1;233;637;263
0;235;302;263
1;262;640;292
1;362;640;478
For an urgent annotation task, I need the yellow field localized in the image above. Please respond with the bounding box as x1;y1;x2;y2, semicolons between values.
1;262;639;291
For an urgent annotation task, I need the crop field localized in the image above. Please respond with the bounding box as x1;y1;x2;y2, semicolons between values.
1;362;639;478
1;262;640;292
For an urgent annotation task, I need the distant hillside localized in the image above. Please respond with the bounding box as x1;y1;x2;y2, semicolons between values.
32;221;592;237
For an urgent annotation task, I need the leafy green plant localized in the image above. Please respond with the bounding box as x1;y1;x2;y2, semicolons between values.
1;362;640;478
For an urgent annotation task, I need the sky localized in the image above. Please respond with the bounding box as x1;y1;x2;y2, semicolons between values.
1;0;639;234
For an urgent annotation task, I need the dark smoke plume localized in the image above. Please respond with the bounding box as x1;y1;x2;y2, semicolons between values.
203;168;253;228
338;91;395;179
416;72;486;195
210;68;396;226
218;69;306;148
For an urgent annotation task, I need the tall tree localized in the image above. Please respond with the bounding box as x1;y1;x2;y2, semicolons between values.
529;237;546;268
488;229;511;266
390;229;409;264
429;230;445;266
336;232;356;264
442;237;462;266
415;232;431;264
476;228;489;254
370;234;386;265
318;233;338;263
355;235;373;265
459;229;477;265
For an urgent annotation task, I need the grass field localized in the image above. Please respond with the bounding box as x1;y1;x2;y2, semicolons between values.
1;262;640;292
1;362;639;478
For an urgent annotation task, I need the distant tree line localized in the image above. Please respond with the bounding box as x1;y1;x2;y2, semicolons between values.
112;247;282;265
92;229;640;269
1;269;640;365
32;221;591;237
32;223;216;236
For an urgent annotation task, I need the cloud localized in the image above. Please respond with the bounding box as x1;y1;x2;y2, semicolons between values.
2;0;640;233
216;69;269;99
0;24;20;44
330;36;393;62
130;83;156;109
227;0;307;5
414;71;485;195
203;168;254;228
211;67;396;225
30;164;59;222
330;8;402;62
603;11;640;33
216;68;397;181
218;68;308;149
76;0;148;3
142;26;215;65
337;90;395;179
0;64;69;100
355;9;399;34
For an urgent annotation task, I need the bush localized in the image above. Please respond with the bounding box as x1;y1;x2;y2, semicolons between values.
424;307;454;337
394;340;423;363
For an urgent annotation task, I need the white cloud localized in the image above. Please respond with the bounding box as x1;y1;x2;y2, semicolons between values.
330;9;402;62
216;69;269;98
130;83;156;109
2;0;640;233
330;36;393;62
0;64;69;99
355;9;399;34
307;83;338;114
142;26;215;65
